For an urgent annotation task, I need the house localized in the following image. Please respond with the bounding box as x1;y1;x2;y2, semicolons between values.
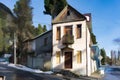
25;4;97;76
25;30;52;70
52;5;97;76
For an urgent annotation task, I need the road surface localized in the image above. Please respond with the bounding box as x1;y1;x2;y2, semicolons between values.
0;64;63;80
103;66;120;80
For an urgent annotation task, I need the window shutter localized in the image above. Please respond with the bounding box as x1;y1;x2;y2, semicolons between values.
56;27;61;40
56;51;60;64
76;24;82;38
77;51;82;63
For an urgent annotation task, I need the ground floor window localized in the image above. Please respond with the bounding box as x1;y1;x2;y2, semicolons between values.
77;51;82;63
56;51;60;64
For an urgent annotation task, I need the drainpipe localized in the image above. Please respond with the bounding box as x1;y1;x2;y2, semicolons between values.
85;21;88;76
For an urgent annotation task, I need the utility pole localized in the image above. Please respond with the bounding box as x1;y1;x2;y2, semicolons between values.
14;33;17;64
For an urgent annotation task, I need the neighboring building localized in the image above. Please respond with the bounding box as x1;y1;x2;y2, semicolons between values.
91;45;100;69
52;5;97;76
25;4;97;76
25;30;52;70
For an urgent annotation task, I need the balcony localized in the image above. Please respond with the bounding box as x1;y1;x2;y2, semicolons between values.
62;34;74;45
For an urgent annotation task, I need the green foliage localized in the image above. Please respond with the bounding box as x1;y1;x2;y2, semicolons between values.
44;0;67;19
0;16;10;54
37;24;43;34
0;10;7;19
0;3;17;54
91;32;97;44
62;34;74;45
100;48;106;65
34;24;47;36
106;56;112;65
43;25;47;32
13;0;34;57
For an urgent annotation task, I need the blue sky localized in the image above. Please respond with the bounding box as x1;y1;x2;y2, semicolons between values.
0;0;120;56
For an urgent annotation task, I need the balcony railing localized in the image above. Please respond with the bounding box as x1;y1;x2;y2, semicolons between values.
62;34;74;45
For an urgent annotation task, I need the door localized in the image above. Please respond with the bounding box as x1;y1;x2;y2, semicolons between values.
64;52;72;68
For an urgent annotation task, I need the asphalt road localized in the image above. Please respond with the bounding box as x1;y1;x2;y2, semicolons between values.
0;64;63;80
103;66;120;80
0;64;101;80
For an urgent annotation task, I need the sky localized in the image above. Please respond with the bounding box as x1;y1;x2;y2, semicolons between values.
0;0;120;57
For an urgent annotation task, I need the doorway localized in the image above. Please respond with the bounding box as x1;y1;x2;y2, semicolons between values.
64;52;72;69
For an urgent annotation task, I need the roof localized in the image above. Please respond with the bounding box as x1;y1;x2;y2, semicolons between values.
24;30;52;42
52;4;86;24
33;30;52;39
84;13;92;32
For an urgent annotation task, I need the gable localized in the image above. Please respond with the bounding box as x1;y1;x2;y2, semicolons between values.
52;5;86;24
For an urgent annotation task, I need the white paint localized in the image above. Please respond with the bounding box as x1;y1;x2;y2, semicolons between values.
52;20;97;76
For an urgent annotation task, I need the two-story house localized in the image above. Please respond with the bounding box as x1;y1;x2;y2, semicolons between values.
52;5;96;76
24;4;97;76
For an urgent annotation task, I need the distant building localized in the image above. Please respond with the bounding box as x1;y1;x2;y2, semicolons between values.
118;50;120;60
111;50;117;65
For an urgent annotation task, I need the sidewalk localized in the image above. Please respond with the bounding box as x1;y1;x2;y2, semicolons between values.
90;71;104;80
8;63;53;74
8;63;104;80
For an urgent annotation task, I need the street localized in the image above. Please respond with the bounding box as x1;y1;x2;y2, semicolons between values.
0;64;100;80
0;64;63;80
103;66;120;80
2;64;120;80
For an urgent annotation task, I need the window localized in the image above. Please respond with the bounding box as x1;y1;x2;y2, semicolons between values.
64;26;72;35
56;27;61;40
44;37;48;46
56;51;60;64
76;24;82;38
77;51;82;63
67;10;70;16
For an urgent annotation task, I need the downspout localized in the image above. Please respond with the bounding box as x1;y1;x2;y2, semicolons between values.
51;23;54;71
86;20;88;76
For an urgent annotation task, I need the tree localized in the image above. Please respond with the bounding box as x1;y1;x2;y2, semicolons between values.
91;32;97;44
34;24;47;36
13;0;34;58
100;48;106;65
106;56;112;65
44;0;67;19
0;3;15;54
43;25;47;32
37;24;43;34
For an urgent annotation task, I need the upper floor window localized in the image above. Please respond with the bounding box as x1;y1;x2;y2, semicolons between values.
56;27;61;40
76;24;82;38
64;26;73;35
44;37;48;46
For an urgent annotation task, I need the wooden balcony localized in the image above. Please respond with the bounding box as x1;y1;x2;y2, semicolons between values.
62;34;74;45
